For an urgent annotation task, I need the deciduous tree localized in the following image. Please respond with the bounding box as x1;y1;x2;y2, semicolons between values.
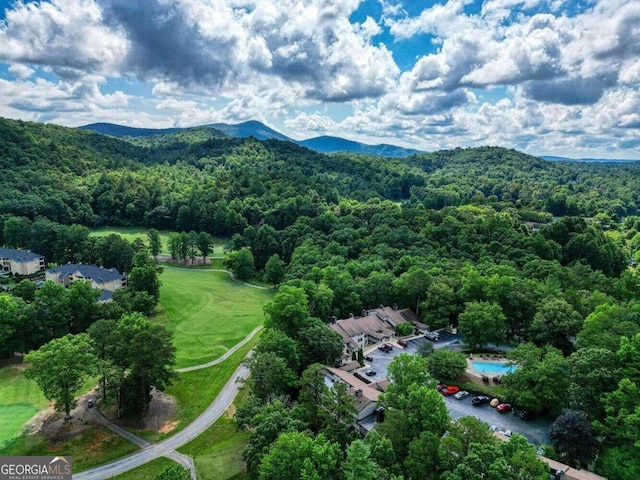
25;333;97;418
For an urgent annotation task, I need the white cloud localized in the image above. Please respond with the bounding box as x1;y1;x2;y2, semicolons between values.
8;63;35;79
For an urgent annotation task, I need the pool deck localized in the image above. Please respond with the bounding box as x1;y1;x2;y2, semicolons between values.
465;355;511;381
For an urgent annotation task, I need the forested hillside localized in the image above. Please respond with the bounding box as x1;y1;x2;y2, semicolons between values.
3;117;640;477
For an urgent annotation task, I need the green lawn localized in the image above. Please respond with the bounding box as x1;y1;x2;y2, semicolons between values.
164;335;260;435
0;426;139;472
89;226;228;256
113;456;178;479
0;365;49;448
156;268;272;369
178;387;252;480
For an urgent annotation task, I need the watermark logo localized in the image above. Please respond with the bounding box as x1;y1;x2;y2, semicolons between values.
0;456;72;480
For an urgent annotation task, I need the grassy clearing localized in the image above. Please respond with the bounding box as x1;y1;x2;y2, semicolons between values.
89;226;228;256
164;335;260;436
178;386;252;480
0;365;48;448
156;268;272;369
113;456;178;479
0;427;138;472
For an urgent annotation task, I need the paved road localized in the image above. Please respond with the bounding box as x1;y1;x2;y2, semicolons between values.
88;408;197;479
176;325;263;373
74;362;249;480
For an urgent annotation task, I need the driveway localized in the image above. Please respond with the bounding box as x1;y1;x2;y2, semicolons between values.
74;362;250;479
358;335;551;446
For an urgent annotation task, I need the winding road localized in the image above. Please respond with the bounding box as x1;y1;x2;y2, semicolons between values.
74;324;262;479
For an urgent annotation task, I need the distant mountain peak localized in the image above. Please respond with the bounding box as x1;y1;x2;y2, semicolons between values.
79;120;423;157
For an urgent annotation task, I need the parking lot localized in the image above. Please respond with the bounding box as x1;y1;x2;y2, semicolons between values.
358;334;551;445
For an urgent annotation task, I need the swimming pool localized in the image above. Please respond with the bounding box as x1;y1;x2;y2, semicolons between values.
471;361;515;375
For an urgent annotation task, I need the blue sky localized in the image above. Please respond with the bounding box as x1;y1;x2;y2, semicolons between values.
0;0;638;158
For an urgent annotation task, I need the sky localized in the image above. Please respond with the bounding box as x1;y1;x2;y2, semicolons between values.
0;0;638;159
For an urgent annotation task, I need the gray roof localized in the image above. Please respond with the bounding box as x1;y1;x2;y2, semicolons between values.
0;248;44;262
47;263;124;283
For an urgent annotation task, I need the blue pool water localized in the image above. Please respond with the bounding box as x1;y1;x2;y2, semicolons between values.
471;361;515;375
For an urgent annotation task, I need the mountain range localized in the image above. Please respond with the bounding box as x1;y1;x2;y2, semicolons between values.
80;121;422;158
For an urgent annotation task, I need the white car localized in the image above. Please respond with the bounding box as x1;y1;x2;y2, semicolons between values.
454;390;469;400
504;430;513;437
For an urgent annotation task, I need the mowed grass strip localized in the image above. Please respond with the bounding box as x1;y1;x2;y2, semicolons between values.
165;334;260;434
178;388;252;480
0;365;48;448
157;268;272;369
113;456;178;479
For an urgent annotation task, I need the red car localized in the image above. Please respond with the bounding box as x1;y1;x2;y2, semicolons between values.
440;385;460;396
496;403;512;413
398;339;407;347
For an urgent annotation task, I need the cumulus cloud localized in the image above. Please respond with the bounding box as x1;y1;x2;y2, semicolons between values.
0;0;127;78
8;63;34;79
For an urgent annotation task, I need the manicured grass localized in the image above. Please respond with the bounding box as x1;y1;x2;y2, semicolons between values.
113;456;178;479
156;268;272;369
165;335;260;434
0;365;48;448
0;427;139;472
90;226;228;256
179;403;251;480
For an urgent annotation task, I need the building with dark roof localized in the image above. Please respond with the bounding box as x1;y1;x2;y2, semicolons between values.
329;305;417;356
45;264;125;293
0;248;45;275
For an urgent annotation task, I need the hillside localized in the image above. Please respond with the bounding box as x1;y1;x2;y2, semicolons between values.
2;117;640;232
80;120;422;157
299;135;421;157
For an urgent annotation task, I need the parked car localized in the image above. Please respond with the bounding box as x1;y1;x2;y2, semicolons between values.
504;429;513;437
377;344;392;352
471;395;491;406
496;403;512;413
364;355;373;362
425;332;440;341
398;339;407;347
519;410;532;420
454;390;469;400
365;369;377;376
440;385;460;396
88;397;94;408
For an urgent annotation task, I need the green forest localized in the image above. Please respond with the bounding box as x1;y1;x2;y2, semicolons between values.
2;117;640;478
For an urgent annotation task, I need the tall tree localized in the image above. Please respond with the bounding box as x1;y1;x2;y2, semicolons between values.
25;333;97;418
528;297;583;351
264;254;286;288
197;231;214;262
67;280;101;333
343;440;377;480
258;432;341;480
224;247;256;281
263;286;311;339
458;301;506;349
147;228;162;259
549;410;600;468
127;250;162;304
502;343;569;415
111;313;176;416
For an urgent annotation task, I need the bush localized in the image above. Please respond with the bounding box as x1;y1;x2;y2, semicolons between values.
426;349;467;380
395;322;414;336
482;375;489;383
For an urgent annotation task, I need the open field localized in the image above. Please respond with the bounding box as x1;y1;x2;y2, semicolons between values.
113;456;178;479
0;365;48;448
156;267;272;369
0;427;139;472
89;226;228;256
178;385;252;480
